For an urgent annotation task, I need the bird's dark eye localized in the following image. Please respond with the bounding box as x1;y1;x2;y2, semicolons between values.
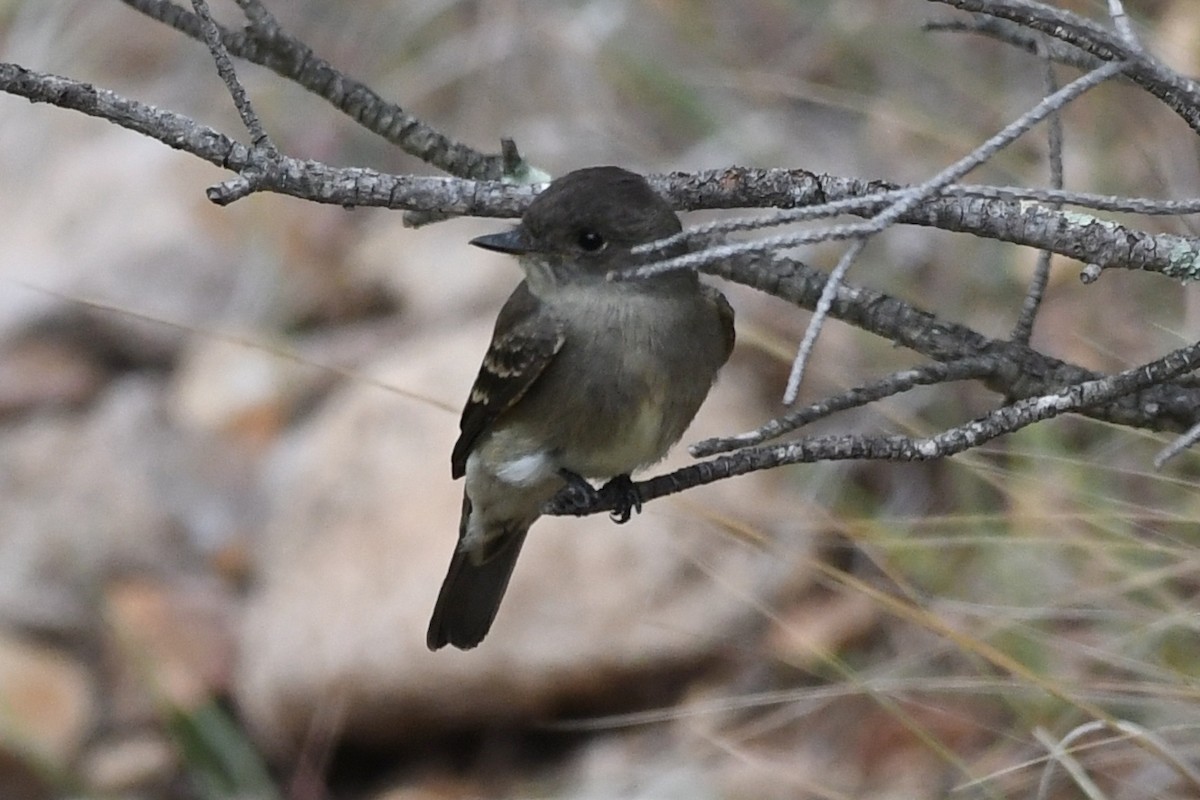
576;229;607;252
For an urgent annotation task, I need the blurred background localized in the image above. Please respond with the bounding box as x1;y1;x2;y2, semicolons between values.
2;0;1200;797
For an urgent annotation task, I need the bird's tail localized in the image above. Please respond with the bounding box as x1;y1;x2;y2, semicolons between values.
426;495;530;650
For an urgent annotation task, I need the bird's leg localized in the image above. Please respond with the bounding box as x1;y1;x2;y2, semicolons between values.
556;469;602;515
553;470;642;522
599;474;642;524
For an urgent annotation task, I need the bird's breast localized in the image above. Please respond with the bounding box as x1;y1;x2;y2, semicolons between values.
544;288;715;475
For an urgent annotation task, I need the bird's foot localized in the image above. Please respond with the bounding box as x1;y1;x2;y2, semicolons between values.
554;471;642;522
599;474;642;524
556;469;602;516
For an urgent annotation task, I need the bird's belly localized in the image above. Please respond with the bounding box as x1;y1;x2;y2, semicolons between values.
558;395;667;478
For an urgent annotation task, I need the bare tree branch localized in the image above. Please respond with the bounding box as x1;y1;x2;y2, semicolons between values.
929;0;1200;135
5;57;1199;279
706;251;1200;434
0;61;545;214
117;0;509;179
651;170;1200;282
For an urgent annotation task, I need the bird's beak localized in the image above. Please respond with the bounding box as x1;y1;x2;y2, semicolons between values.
469;228;534;255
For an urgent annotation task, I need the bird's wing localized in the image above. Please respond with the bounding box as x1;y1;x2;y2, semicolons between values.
452;282;566;478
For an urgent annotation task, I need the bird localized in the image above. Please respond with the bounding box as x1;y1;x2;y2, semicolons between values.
427;166;734;650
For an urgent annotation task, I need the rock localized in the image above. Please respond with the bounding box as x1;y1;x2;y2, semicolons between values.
0;378;178;633
103;576;239;724
167;331;318;441
165;316;417;446
0;376;256;634
0;333;107;417
0;750;51;800
236;319;799;753
80;733;176;796
0;630;96;777
349;217;518;326
0;120;394;373
0;128;245;360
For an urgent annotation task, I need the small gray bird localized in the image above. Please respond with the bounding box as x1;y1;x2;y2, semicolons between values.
427;166;735;650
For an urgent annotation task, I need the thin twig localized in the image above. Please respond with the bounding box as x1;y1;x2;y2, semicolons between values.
1153;419;1200;469
190;0;276;155
633;192;910;256
782;239;866;404
692;356;999;457
1105;0;1141;52
1011;44;1064;344
941;185;1200;216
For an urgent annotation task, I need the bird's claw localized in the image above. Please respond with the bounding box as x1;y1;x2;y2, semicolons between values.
600;474;642;524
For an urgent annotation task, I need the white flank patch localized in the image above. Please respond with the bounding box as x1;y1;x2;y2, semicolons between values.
494;451;555;486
